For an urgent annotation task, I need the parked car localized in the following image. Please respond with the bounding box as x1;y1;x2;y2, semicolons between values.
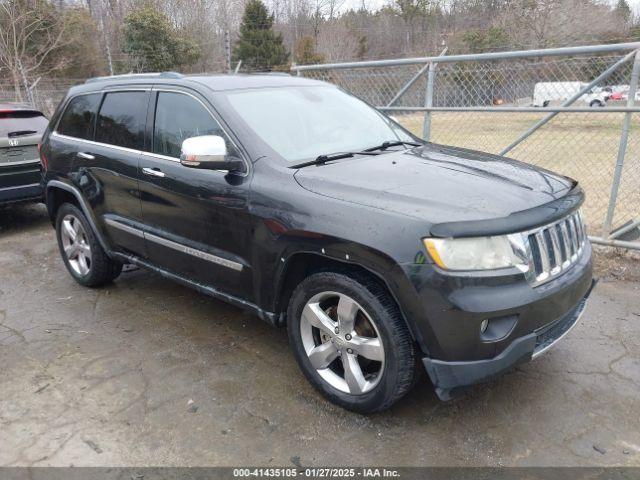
533;81;609;107
40;73;594;412
0;103;48;206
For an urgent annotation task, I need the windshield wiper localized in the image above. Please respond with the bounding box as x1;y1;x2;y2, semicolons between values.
289;151;379;169
8;130;38;137
363;140;421;152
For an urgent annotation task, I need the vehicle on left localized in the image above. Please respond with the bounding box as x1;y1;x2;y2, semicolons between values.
0;103;48;206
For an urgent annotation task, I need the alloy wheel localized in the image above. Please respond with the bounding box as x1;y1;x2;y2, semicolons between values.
300;291;385;395
60;214;92;276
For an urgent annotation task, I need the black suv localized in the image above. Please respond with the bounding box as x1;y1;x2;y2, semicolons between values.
40;73;594;413
1;103;48;205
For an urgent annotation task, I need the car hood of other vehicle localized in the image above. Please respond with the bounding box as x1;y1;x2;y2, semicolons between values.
293;144;575;226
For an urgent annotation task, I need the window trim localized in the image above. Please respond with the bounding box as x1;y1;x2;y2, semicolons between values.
52;86;250;177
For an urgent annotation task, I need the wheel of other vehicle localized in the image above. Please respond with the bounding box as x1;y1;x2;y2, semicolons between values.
55;203;122;287
287;271;416;413
590;100;604;107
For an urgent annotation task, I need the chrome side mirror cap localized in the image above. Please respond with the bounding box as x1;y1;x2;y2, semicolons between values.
180;135;244;172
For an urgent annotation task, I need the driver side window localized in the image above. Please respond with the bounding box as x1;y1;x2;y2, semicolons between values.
153;91;238;159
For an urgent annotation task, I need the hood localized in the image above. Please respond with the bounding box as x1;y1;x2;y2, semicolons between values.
293;144;575;226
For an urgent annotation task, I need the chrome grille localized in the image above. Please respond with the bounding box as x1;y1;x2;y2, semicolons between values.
527;211;587;286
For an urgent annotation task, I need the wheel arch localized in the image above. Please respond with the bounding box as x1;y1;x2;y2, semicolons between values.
46;180;113;256
273;251;423;347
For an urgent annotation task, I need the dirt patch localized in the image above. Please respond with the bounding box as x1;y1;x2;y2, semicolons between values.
593;245;640;282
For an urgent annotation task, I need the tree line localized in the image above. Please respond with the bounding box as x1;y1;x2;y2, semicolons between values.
0;0;638;97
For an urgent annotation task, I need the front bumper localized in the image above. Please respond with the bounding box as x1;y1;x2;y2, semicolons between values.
423;279;595;400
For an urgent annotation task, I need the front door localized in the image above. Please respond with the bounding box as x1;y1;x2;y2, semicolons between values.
137;89;253;300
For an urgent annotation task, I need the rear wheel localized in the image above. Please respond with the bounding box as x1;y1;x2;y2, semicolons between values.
590;99;604;107
55;203;122;287
287;271;416;413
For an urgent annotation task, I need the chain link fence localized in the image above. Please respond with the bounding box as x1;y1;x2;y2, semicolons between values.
0;78;81;117
293;43;640;250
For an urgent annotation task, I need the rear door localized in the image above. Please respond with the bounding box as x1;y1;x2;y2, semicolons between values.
51;89;150;257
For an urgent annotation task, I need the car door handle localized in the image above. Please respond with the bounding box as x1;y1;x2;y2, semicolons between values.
142;167;166;178
77;152;95;160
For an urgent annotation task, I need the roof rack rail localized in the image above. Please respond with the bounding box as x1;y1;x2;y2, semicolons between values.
254;72;290;76
85;72;184;84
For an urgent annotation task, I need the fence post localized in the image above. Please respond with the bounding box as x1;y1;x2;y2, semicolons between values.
421;48;447;141
422;61;436;141
602;49;640;237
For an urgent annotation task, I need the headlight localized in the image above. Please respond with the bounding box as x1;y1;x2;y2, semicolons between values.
423;235;526;271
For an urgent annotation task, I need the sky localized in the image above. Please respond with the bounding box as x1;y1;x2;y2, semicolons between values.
340;0;640;15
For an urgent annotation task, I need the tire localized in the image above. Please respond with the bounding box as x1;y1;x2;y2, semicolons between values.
287;271;416;413
590;100;603;107
55;203;122;287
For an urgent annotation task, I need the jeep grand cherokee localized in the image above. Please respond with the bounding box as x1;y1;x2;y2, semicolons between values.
39;73;594;413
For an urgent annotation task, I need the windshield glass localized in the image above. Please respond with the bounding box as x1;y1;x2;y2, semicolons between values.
224;86;414;162
0;111;48;137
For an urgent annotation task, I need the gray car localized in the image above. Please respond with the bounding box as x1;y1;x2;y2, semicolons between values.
0;103;48;206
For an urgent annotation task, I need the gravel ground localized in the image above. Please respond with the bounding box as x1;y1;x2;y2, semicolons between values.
1;203;639;467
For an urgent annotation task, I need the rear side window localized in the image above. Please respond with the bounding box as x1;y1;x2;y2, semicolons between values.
153;91;234;158
57;94;101;140
96;92;147;150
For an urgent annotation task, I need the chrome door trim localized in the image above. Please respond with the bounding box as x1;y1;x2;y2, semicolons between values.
104;217;145;238
77;152;95;160
51;132;145;157
145;231;244;271
104;217;243;271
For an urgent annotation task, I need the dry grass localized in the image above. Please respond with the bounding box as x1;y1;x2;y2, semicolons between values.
395;111;640;237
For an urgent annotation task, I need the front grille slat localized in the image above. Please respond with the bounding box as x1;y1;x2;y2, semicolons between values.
526;210;587;287
534;231;550;279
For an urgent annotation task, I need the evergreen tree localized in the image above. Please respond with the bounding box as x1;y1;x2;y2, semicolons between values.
122;8;200;72
233;0;289;71
614;0;632;25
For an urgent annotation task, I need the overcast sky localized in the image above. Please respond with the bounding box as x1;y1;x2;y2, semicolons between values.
341;0;640;14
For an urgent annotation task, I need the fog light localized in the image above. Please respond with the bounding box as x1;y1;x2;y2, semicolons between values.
480;319;489;333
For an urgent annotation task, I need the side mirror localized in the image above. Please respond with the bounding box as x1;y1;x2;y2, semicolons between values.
180;135;244;172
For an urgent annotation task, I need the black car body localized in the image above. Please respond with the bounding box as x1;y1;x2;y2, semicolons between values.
40;73;594;411
0;104;48;205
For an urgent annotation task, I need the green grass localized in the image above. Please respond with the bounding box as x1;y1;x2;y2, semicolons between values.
394;111;640;236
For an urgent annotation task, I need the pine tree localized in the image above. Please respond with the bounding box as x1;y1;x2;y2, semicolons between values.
614;0;632;25
233;0;289;71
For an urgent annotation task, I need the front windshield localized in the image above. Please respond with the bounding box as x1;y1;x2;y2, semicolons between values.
224;86;414;162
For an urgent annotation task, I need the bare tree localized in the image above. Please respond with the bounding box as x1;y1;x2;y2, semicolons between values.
0;0;70;101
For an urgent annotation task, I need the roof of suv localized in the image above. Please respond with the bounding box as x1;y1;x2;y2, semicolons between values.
70;73;328;97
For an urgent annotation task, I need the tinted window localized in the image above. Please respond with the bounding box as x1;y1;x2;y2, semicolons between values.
57;94;101;140
153;92;233;158
96;92;147;150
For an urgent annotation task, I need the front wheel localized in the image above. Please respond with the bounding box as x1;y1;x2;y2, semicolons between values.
287;271;416;413
590;100;604;107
